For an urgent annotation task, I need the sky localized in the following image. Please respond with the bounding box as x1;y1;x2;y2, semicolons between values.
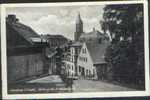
6;5;105;40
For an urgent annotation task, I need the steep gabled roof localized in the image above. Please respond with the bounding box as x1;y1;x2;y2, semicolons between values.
86;42;110;64
8;21;40;44
6;15;46;45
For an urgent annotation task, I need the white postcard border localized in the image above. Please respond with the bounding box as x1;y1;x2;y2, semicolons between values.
1;0;150;99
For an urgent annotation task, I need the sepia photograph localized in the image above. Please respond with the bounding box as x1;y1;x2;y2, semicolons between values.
1;0;149;99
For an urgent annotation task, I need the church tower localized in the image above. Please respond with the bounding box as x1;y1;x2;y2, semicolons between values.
74;13;83;41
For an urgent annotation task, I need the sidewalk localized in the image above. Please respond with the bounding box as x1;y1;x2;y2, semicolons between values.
27;75;63;84
8;75;71;94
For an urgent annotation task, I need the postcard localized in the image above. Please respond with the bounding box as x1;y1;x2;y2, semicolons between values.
1;0;150;99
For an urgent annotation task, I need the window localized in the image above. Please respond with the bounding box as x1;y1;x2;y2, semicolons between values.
82;48;86;54
79;57;87;62
79;66;81;72
72;56;73;62
85;58;87;62
72;65;74;70
89;70;91;75
82;48;84;53
79;66;82;72
86;69;88;75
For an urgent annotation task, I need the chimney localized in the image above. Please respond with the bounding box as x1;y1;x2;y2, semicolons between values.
7;14;19;23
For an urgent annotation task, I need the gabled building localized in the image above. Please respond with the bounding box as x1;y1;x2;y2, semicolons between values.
6;15;48;83
77;41;109;80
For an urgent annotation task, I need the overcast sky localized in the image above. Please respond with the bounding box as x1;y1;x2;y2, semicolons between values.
6;5;105;40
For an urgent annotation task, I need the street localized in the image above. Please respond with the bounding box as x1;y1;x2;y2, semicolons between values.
26;75;136;92
72;79;136;92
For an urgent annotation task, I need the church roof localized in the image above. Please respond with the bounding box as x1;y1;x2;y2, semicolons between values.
86;42;110;64
80;29;107;40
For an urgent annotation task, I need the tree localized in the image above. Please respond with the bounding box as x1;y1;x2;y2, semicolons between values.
101;4;145;87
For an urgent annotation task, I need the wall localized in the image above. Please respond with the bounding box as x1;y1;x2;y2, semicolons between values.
77;43;96;78
7;53;44;83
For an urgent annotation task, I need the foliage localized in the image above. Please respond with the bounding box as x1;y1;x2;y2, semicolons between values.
101;4;145;87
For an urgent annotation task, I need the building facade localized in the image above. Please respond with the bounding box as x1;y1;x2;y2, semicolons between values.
42;34;68;48
77;41;109;80
77;43;97;79
62;42;82;78
6;15;48;83
42;34;68;75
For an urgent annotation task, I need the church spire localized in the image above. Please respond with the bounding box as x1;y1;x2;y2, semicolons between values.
74;12;83;41
76;12;82;24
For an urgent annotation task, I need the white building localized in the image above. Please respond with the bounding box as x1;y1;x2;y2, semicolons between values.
77;43;97;79
63;42;82;78
77;41;109;80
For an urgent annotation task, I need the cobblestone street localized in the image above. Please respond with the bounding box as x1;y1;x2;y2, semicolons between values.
72;79;136;92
